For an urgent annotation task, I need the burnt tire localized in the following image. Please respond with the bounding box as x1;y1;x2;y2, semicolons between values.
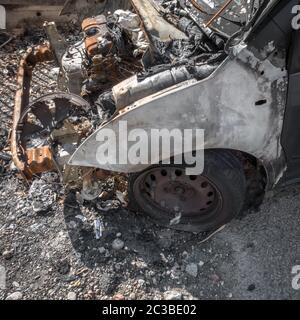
128;150;246;233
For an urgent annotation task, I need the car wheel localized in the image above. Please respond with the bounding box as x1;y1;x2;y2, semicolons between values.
128;150;246;233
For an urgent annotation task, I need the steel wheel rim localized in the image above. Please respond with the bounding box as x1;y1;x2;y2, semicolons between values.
133;165;223;221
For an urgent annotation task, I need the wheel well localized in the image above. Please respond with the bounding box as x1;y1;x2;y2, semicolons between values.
208;148;267;211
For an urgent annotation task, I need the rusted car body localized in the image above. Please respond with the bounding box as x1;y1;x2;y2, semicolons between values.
11;0;300;232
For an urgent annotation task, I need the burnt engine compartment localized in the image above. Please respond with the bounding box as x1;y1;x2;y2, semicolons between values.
57;0;232;119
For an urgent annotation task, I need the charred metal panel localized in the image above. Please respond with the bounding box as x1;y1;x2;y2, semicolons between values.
246;0;299;51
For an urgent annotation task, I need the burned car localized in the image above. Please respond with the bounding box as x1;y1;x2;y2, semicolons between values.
10;0;300;233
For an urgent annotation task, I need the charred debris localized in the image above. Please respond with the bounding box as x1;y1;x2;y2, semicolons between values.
8;0;255;200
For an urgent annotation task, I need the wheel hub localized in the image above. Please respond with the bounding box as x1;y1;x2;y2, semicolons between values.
141;166;218;217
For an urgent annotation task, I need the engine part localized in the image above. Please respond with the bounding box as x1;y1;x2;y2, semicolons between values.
82;15;113;57
113;63;217;110
61;12;145;95
113;9;149;56
61;41;86;95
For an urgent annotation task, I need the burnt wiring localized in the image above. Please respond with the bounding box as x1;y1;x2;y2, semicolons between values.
188;0;244;26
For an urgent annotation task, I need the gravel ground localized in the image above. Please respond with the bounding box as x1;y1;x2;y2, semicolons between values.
0;28;299;301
